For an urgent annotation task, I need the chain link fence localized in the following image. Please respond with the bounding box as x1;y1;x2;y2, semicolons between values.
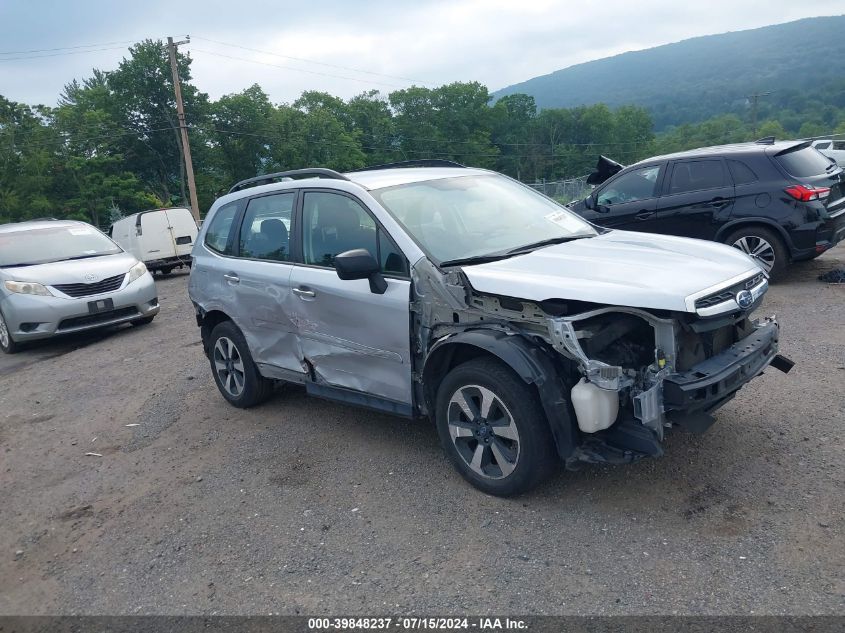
526;175;591;205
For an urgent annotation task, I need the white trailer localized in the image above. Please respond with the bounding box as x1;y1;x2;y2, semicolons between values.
110;207;198;274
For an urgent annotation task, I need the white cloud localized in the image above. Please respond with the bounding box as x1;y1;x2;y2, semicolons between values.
0;0;841;105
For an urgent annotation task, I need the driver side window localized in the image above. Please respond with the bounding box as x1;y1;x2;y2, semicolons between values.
302;191;408;275
597;165;661;206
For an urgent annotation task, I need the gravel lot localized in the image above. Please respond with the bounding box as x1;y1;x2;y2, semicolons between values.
1;249;843;616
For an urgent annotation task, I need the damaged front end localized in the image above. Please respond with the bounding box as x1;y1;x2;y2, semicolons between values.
413;257;793;469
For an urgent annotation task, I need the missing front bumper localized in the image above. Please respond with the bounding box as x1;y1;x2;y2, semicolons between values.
663;319;781;414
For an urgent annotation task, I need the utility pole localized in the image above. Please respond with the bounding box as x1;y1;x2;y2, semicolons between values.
747;91;772;137
167;36;200;223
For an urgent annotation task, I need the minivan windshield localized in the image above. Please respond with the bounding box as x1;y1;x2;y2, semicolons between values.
371;174;597;264
0;224;121;267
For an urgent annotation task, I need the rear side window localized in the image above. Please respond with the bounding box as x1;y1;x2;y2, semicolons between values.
727;160;758;185
775;147;833;178
668;160;725;194
238;192;295;262
204;201;239;255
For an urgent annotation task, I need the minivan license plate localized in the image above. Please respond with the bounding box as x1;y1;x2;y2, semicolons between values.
88;298;114;314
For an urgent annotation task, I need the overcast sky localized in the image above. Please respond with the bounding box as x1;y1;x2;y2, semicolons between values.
1;0;842;107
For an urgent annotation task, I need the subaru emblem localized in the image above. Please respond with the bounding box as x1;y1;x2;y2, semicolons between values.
736;289;753;309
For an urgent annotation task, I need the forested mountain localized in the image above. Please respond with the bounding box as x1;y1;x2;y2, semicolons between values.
3;21;845;227
494;15;845;130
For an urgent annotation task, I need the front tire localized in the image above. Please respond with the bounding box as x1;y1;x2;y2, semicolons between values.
725;226;788;280
0;309;19;354
208;320;272;408
435;357;558;496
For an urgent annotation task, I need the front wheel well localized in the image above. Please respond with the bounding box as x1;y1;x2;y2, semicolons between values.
421;332;580;461
422;343;501;412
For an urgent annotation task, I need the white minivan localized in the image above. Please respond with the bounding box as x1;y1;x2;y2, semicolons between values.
111;208;198;274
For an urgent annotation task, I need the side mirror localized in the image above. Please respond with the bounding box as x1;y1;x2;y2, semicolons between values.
334;249;387;294
584;195;596;210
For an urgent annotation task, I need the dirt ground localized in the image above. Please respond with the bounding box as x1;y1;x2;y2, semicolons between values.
0;249;843;616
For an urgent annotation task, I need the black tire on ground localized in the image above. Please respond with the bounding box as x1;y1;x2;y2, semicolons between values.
208;320;273;408
132;316;155;327
0;308;20;354
435;357;558;496
160;267;173;276
724;225;789;281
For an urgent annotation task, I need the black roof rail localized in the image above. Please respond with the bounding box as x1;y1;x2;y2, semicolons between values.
350;159;466;172
755;136;776;145
228;168;350;194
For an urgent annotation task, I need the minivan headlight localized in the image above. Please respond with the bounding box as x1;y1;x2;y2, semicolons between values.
127;261;148;284
4;280;53;296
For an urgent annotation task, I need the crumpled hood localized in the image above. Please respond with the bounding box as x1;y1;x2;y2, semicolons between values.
0;252;138;286
460;230;762;313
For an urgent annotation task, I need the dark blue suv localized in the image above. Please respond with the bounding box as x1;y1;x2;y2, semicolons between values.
570;140;845;279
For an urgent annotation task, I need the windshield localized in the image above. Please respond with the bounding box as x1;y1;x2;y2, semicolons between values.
370;174;597;263
0;224;121;267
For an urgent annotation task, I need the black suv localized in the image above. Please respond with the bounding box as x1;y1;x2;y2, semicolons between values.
569;140;845;279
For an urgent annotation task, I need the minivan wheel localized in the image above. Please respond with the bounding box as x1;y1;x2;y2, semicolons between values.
208;321;272;408
0;309;19;354
725;226;787;280
435;358;557;496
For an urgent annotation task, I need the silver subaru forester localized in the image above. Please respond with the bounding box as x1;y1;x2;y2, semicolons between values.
0;220;159;353
189;162;792;496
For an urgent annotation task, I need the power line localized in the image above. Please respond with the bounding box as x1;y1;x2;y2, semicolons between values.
0;39;138;56
187;47;408;89
0;45;132;62
192;35;427;85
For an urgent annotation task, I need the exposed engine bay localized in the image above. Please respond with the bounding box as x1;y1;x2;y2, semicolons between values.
411;258;791;467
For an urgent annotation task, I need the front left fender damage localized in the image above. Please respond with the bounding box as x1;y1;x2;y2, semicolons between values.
411;257;790;468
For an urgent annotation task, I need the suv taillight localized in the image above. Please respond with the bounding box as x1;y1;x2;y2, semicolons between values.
785;184;830;201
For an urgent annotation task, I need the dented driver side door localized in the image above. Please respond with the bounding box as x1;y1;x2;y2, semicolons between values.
287;189;413;407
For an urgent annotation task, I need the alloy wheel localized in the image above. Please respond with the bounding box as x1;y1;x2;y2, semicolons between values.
732;235;775;274
0;312;9;349
447;384;520;480
213;336;246;398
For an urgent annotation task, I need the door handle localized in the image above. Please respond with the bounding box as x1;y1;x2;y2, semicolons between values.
635;210;655;220
223;273;240;284
292;287;316;299
708;197;730;208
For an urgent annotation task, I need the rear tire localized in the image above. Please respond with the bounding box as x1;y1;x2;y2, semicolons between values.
435;357;558;496
725;226;788;281
0;309;19;354
208;320;273;408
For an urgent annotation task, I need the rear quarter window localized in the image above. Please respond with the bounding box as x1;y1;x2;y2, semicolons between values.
775;147;833;178
204;201;239;255
727;160;758;185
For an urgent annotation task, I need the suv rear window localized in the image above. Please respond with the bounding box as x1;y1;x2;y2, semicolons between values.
775;147;833;178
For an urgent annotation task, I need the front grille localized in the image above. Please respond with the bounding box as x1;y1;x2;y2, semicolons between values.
53;274;126;298
694;273;765;310
57;307;139;331
695;290;735;310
